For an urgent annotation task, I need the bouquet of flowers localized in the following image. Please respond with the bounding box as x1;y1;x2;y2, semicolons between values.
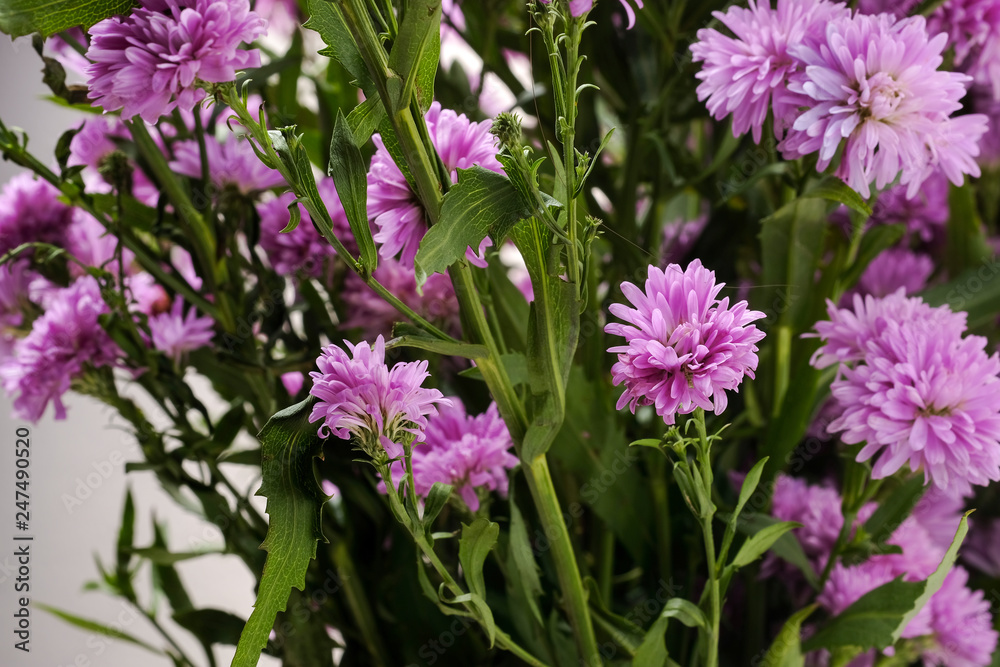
4;0;1000;665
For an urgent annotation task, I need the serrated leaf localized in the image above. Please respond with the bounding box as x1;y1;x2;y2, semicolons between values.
760;604;816;667
230;398;327;667
0;0;134;38
459;518;499;602
346;96;386;146
803;511;971;652
386;0;441;112
36;604;165;655
329;109;378;272
730;521;801;569
804;176;872;216
415;166;534;285
303;0;372;93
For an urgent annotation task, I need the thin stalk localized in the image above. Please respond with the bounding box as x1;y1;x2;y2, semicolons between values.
693;409;720;667
145;611;198;667
192;110;212;186
329;538;391;667
561;17;582;291
650;452;673;584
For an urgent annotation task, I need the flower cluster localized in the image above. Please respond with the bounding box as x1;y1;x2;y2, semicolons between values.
605;260;765;424
539;0;645;29
0;277;120;421
384;401;518;511
171;132;286;195
309;336;448;459
813;290;1000;494
692;2;987;198
0;173;73;256
368;102;501;267
86;0;266;123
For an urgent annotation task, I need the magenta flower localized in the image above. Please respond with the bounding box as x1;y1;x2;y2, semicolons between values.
660;212;709;266
147;298;215;363
820;560;934;639
368;102;501;267
308;336;448;459
690;0;849;143
0;260;35;332
86;0;267;123
385;401;518;511
66;210;133;276
539;0;645;28
342;257;460;340
928;0;1000;100
767;475;846;575
851;248;934;298
171;133;286;195
924;567;998;666
605;260;765;424
868;171;950;242
0;277;119;421
0;173;73;256
814;293;1000;494
809;289;967;369
68;115;158;205
779;13;986;198
257;177;349;278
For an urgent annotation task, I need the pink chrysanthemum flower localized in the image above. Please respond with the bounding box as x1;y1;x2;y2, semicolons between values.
66;210;134;276
342;257;460;340
851;248;934;298
815;294;1000;494
385;401;518;511
125;272;170;316
308;336;448;459
257;178;350;278
368;102;502;267
810;289;967;369
866;171;950;242
0;173;73;256
929;0;1000;100
767;475;845;575
171;133;286;195
779;13;987;198
0;277;119;421
605;260;766;424
820;560;934;639
86;0;267;123
690;0;849;143
147;298;215;363
923;567;998;666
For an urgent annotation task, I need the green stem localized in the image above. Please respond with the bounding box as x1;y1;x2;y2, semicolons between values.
525;455;601;667
693;409;720;667
329;538;391;667
650;452;673;584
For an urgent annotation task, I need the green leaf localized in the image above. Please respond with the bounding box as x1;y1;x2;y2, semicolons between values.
304;0;372;93
346;96;386;146
36;604;164;655
945;182;991;278
629;438;664;449
458;519;499;602
719;457;769;570
862;476;926;550
173;609;248;647
840;223;906;290
422;482;453;529
633;599;709;667
734;513;818;589
231;398;327;667
386;0;441;112
759;197;830;331
507;496;544;626
760;604;816;667
213;404;246;449
921;256;1000;330
116;486;135;574
329;109;378;272
803;176;872;217
804;511;971;652
0;0;134;38
130;547;223;565
387;322;489;358
149;521;193;614
730;521;801;569
415;166;535;284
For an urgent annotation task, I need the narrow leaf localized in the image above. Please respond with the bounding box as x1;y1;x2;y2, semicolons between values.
804;176;872;216
760;604;817;667
730;521;801;569
329;109;378;272
37;603;165;655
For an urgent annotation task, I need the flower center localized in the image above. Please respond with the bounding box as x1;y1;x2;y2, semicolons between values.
851;72;903;121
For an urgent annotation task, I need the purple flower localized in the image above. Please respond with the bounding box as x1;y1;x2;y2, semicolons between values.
767;475;845;575
0;277;119;421
385;401;518;511
171;133;286;195
368;101;501;267
0;260;35;331
923;567;998;666
851;248;934;298
308;336;448;459
690;0;849;143
46;28;91;78
779;13;986;198
971;86;1000;165
0;173;73;256
815;293;1000;494
66;210;133;276
605;260;765;424
810;289;967;369
928;0;1000;100
147;298;215;362
660;212;709;266
867;171;951;243
342;257;460;340
257;177;349;277
820;560;934;639
86;0;267;123
281;371;305;397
